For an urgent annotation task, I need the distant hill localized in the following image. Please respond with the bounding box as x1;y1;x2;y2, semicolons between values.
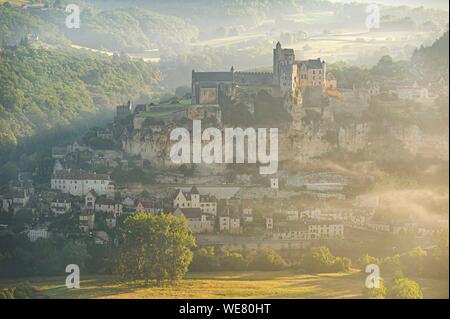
0;4;198;51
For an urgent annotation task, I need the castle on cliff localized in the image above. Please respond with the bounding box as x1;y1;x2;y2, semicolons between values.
191;42;337;108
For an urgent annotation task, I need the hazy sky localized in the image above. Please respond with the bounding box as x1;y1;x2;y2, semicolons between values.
329;0;449;11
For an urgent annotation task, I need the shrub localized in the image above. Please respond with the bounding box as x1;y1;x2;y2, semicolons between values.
381;255;402;275
13;282;35;299
0;288;15;299
189;247;220;272
218;252;247;271
362;277;387;299
301;246;336;273
357;253;380;272
332;257;352;272
247;248;287;271
388;277;423;299
399;247;427;276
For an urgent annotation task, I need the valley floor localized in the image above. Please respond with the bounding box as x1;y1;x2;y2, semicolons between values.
1;270;448;299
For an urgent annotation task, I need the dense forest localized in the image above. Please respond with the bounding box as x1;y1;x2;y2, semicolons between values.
0;45;161;144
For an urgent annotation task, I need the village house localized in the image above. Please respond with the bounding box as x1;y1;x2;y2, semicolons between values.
135;200;163;214
2;189;31;213
95;197;123;215
27;228;50;242
306;221;344;240
84;190;122;214
105;212;117;228
96;128;113;140
122;196;135;208
218;206;241;234
241;199;254;222
285;209;299;221
366;221;391;232
173;186;218;215
265;216;274;230
173;207;214;234
299;208;322;220
0;195;12;212
273;224;309;240
85;189;97;209
79;209;95;232
50;197;72;215
51;169;112;196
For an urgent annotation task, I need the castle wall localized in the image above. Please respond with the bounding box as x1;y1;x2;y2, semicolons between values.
234;72;273;86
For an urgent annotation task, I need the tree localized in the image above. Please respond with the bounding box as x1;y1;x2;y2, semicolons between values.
62;241;89;270
219;251;247;271
388;277;423;299
116;213;195;284
301;246;335;273
332;256;352;272
247;248;286;271
357;253;380;272
363;277;387;299
189;247;220;272
399;247;427;276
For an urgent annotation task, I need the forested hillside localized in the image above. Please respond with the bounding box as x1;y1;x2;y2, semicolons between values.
0;46;161;144
0;3;198;51
412;31;449;78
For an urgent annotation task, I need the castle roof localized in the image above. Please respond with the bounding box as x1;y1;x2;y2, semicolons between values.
192;71;233;82
297;58;324;69
191;185;199;194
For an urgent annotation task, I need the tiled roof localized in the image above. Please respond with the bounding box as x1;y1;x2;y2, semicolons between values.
52;169;110;181
200;194;217;202
178;208;203;219
297;58;324;69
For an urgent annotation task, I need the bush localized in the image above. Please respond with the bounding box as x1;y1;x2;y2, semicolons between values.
302;246;336;273
399;247;427;276
0;288;15;299
357;253;380;272
388;277;423;299
13;282;35;299
301;246;351;273
189;247;221;272
247;248;287;271
332;257;352;272
218;252;247;271
362;277;387;299
381;255;402;275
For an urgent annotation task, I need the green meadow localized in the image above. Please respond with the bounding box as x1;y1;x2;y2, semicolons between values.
1;270;447;299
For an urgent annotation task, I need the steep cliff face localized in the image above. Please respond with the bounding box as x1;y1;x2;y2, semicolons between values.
122;125;173;168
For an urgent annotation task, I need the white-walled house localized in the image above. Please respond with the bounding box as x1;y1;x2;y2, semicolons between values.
173;186;218;215
173;207;214;234
95;197;123;215
51;169;112;196
307;221;344;240
27;228;49;242
50;198;72;215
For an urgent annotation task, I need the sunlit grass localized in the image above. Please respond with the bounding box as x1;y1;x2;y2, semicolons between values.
1;270;447;299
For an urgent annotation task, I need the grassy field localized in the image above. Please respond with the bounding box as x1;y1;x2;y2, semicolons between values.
1;270;448;299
